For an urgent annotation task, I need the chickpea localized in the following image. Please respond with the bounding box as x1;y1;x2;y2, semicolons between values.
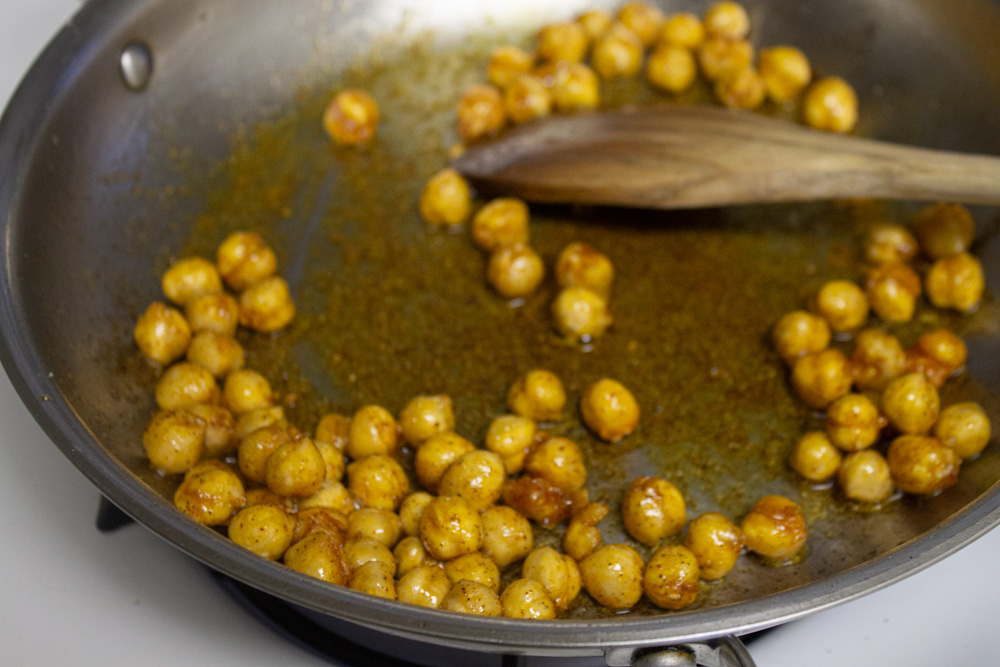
343;536;396;575
659;13;705;49
439;450;506;511
143;409;206;475
485;414;537;474
508;369;566;422
347;455;409;511
216;231;278;292
524;437;587;493
536;21;588;64
564;502;608;561
184;291;239;337
771;311;830;364
314;412;351;450
934;403;991;459
555;241;614;297
881;372;940;435
813;280;869;332
415;432;475;493
394;536;434;577
444;552;501;593
397;565;452;608
283;532;349;585
864;263;921;323
500;579;558;619
471;198;530;252
579;544;645;610
419;168;472;227
684;512;743;580
838;450;894;503
864;223;919;265
238;276;295;333
480;505;534;568
704;1;750;39
715;66;765;110
187;403;237;459
907;329;967;387
503;74;553;124
644;544;700;610
399;491;435;537
487;243;545;298
173;461;245;526
223;369;274;415
888;435;961;495
501;475;572;527
552;287;613;342
348;405;399;459
442;580;502;616
487;46;535;89
161;257;222;308
791;349;852;409
323;89;379;146
580;378;639;442
456;84;506;143
266;438;326;497
548;62;600;113
293;506;348;544
618;2;665;47
646;45;698;94
420;496;483;561
346;507;401;547
851;328;907;391
788;431;842;483
235;405;285;440
349;560;396;599
299;479;354;515
577;9;613;41
228;505;295;560
913;203;975;260
522;546;581;610
697;37;753;82
741;495;807;560
925;252;985;313
314;439;345;481
237;423;291;482
826;393;881;452
622;476;686;546
185;331;244;378
247;488;297;513
135;301;192;366
592;24;644;80
803;77;858;133
155;362;219;411
758;46;811;103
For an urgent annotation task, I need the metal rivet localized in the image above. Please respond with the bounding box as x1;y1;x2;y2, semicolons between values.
120;41;153;92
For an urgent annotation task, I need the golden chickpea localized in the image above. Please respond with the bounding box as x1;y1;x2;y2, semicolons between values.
439;450;506;511
314;439;345;481
155;362;219;411
524;437;587;493
185;330;244;378
704;1;750;39
444;552;501;593
471;198;530;252
881;372;940;435
555;241;614;297
223;369;274;415
216;231;278;292
659;13;705;49
343;536;396;575
502;475;573;527
740;495;808;560
838;450;894;503
803;77;859;133
235;405;285;440
293;506;348;544
826;393;881;452
697;37;753;82
187;403;237;459
925;252;985;313
913;203;975;260
394;536;434;577
552;287;613;342
247;487;297;512
536;21;588;64
298;479;354;514
758;46;811;103
143;409;206;475
578;9;613;41
487;46;535;89
420;496;483;561
580;378;639;442
715;66;765;109
500;579;558;619
646;45;698;94
549;62;600;113
522;546;581;610
622;476;686;546
934;403;991;459
502;74;553;124
644;544;701;610
592;24;644;80
266;438;326;497
415;432;475;493
564;502;608;561
348;405;399;459
238;423;291;483
184;291;239;337
579;544;645;610
419;168;472;227
907;329;967;387
442;580;502;616
888;435;961;495
864;223;919;265
485;414;537;474
684;512;744;580
283;532;349;585
349;560;396;599
508;369;566;422
323;89;379;146
772;310;831;364
314;412;351;451
813;280;869;332
791;349;853;409
347;455;409;511
480;505;534;568
228;504;295;560
397;565;452;608
346;507;401;547
399;491;435;537
851;328;907;391
487;242;545;298
618;1;665;47
173;461;245;526
865;263;922;323
162;257;222;308
238;276;295;333
456;84;506;143
135;301;192;366
789;431;843;483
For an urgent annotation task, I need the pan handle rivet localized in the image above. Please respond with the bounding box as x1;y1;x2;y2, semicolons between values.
120;41;153;92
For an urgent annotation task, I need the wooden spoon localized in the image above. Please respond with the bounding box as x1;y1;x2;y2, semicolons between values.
450;105;1000;210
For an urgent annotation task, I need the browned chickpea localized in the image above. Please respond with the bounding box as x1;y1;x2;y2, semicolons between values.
487;242;545;298
228;504;295;560
135;301;191;366
314;412;351;450
143;409;206;475
658;13;705;49
925;252;985;313
235;405;285;443
697;37;753;82
525;437;587;492
481;506;535;570
444;552;501;593
184;291;240;336
826;393;881;452
398;491;434;538
442;580;502;616
394;536;434;578
646;45;698;94
715;66;766;110
323;89;379;146
851;328;907;391
888;435;961;495
438;450;506;511
758;46;811;103
882;372;940;435
644;544;700;610
741;495;807;560
579;544;645;610
789;431;843;483
581;377;639;442
347;455;409;511
293;506;348;544
552;287;613;342
238;423;292;483
284;532;348;585
238;276;295;333
456;84;506;143
487;45;535;89
500;579;557;619
155;361;219;411
162;257;222;307
913;203;975;260
471;198;530;252
684;512;744;580
578;9;613;41
349;560;396;599
555;241;614;297
564;501;609;561
348;405;399;459
216;231;278;292
266;438;326;497
548;62;600;113
343;536;396;575
485;414;537;474
791;349;853;410
934;403;991;459
772;310;831;364
397;395;453;447
501;475;572;528
865;263;921;323
298;480;354;514
906;329;967;387
592;24;644;80
508;369;566;422
838;450;894;503
502;74;553;124
536;21;588;64
186;330;244;378
223;369;274;415
187;403;237;459
420;496;483;561
314;439;345;481
173;461;245;526
622;476;686;546
522;546;581;610
419;168;472;227
618;1;665;47
397;565;451;608
414;432;475;493
813;280;869;332
704;1;750;39
803;77;858;133
346;507;401;547
864;223;919;265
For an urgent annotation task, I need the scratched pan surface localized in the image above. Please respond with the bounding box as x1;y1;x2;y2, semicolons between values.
2;0;1000;656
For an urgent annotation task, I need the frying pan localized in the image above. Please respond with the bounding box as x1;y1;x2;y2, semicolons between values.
2;0;1000;664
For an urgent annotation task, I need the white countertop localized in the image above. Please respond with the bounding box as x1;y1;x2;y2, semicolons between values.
2;2;999;666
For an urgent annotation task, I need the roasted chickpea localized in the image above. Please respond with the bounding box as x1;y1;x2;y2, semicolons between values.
284;532;349;585
564;501;608;561
501;475;572;527
347;455;409;511
864;263;921;323
420;496;483;561
237;422;291;483
487;243;545;298
187;403;237;459
838;450;894;503
246;488;297;512
580;544;645;610
239;276;295;333
313;439;345;481
323;89;379;146
813;280;869;332
521;546;581;610
162;257;222;307
758;46;811;103
659;12;705;49
299;479;354;514
925;252;985;313
184;291;239;337
864;223;919;265
826;393;881;452
216;231;278;291
555;241;614;297
442;580;502;616
485;414;537;474
552;287;613;342
348;405;399;459
135;301;191;366
934;403;991;459
394;536;434;577
143;409;206;475
888;435;961;495
456;84;506;143
907;329;967;387
548;62;600;113
772;311;831;364
266;438;326;497
293;506;348;544
536;21;588;63
697;37;753;82
471;199;530;252
913;203;975;260
419;168;472;227
397;565;452;608
791;349;852;409
578;9;613;41
851;328;907;391
803;77;858;133
500;579;558;619
580;378;639;442
622;476;686;546
155;362;219;411
346;507;401;547
592;24;644;80
315;412;351;451
502;74;553;124
618;1;664;47
343;536;396;575
349;560;396;599
444;552;501;592
439;450;506;511
228;504;295;560
644;544;700;610
704;1;750;39
415;432;476;493
524;437;587;492
715;66;765;109
480;505;534;568
646;45;698;94
234;406;284;442
223;369;274;415
684;512;743;580
185;331;244;378
789;431;843;483
399;491;435;537
881;372;940;435
173;461;245;526
740;495;807;561
508;369;566;422
487;45;535;89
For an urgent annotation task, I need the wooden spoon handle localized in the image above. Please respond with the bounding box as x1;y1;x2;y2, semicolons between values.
451;105;1000;210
